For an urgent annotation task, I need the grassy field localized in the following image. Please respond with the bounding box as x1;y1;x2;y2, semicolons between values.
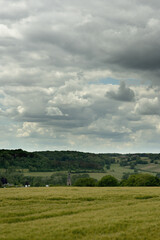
89;164;154;180
21;163;158;180
21;164;137;180
104;164;135;179
136;163;160;173
0;187;160;240
23;171;61;177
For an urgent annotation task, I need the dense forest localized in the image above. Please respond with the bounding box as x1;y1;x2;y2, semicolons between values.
0;149;116;171
0;149;160;172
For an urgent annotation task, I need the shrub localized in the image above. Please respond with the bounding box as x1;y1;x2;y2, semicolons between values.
98;175;119;186
124;174;160;186
71;173;90;185
74;178;97;186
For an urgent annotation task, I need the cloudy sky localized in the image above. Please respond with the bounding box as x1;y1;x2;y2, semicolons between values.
1;0;160;153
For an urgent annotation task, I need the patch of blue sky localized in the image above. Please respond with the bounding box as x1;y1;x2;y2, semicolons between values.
125;79;142;86
89;77;142;86
89;77;120;85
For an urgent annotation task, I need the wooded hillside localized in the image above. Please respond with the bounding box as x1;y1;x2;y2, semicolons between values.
0;149;115;171
0;149;160;172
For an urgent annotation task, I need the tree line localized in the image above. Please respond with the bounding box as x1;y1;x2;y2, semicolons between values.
1;149;160;172
1;169;160;187
74;174;160;187
0;149;115;171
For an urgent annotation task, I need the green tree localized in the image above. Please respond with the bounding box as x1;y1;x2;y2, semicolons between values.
49;173;67;186
74;178;97;186
98;175;119;186
124;174;160;186
71;173;90;185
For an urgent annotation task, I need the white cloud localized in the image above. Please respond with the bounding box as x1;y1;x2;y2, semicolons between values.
0;24;22;38
17;122;38;137
135;97;160;115
46;107;64;116
17;105;25;114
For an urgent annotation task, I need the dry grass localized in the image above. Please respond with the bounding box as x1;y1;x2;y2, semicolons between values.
0;187;160;239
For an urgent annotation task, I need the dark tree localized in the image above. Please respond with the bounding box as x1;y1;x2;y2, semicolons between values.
74;178;97;186
1;177;7;184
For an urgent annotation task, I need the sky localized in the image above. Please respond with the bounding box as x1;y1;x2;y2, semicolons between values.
1;0;160;153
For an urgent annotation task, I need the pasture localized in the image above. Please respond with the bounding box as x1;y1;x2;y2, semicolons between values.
0;187;160;240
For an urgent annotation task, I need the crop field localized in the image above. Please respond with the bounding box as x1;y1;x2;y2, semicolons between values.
1;187;160;240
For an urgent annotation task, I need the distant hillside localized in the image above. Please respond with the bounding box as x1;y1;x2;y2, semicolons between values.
0;149;116;171
0;149;160;172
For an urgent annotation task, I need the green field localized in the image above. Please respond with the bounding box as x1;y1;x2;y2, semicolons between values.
21;163;158;181
1;187;160;240
104;164;156;179
23;171;65;177
21;164;136;180
136;163;160;173
104;164;135;179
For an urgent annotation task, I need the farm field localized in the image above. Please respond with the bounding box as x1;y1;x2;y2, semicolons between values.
88;164;135;180
21;164;136;179
104;164;135;179
136;163;160;173
21;163;155;180
23;171;64;177
23;170;108;180
0;187;160;240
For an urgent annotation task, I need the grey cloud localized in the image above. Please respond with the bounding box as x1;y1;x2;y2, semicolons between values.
1;0;160;86
114;41;160;71
106;81;135;102
80;129;130;141
135;97;160;115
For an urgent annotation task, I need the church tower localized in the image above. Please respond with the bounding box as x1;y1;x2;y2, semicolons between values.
67;172;71;186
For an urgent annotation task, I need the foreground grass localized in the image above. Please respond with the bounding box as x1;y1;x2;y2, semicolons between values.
0;187;160;240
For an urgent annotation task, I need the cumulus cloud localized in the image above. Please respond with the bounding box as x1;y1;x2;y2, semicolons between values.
135;97;160;115
106;81;135;102
46;107;64;116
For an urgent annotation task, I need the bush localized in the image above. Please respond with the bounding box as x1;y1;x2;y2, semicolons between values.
71;173;90;185
122;172;132;180
49;173;67;186
98;175;119;186
156;173;160;178
124;174;160;186
74;178;97;186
